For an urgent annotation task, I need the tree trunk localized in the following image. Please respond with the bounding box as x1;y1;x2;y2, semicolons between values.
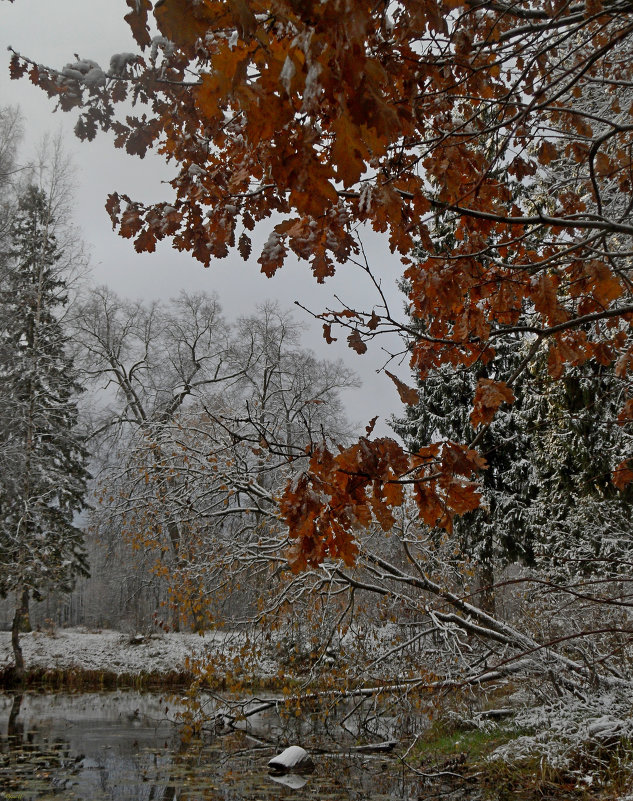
16;587;31;632
477;560;496;617
166;520;181;632
11;588;29;681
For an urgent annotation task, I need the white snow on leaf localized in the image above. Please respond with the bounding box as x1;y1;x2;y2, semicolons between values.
150;36;175;61
260;231;285;262
188;164;205;177
280;55;296;95
62;60;106;87
83;68;107;89
109;53;137;75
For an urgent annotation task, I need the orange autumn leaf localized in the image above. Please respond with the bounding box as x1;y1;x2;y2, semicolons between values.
471;379;516;428
347;329;367;354
613;460;633;490
383;479;404;507
444;479;481;516
124;0;152;49
538;140;558;165
332;116;368;188
530;273;568;325
385;370;419;406
594;151;612;177
365;415;378;436
617;399;633;425
155;0;215;49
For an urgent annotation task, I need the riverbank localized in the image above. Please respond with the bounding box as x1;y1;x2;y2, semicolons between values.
2;628;633;799
0;627;241;688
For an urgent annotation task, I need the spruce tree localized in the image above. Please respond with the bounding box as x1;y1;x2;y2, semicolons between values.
391;334;535;614
392;339;633;612
523;359;633;581
0;185;89;677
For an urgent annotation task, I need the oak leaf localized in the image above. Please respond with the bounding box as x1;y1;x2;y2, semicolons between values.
238;232;252;261
134;228;157;253
9;54;28;80
587;261;622;306
332;116;368;188
594;152;612;177
125;0;152;48
323;323;337;344
365;416;378;436
347;330;367;354
444;480;481;516
617;399;633;425
385;370;419;406
470;379;515;428
530;273;567;324
613;460;633;490
538;141;558;165
155;0;213;49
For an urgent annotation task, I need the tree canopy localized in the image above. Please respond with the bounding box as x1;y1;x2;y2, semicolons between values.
9;0;633;568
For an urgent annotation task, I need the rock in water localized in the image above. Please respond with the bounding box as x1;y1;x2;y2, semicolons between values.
268;746;314;773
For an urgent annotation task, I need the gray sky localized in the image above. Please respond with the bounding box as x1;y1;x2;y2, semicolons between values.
2;0;411;434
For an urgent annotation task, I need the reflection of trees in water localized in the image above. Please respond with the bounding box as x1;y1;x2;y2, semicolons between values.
7;694;22;740
2;694;78;797
0;692;458;801
164;726;428;801
0;694;180;801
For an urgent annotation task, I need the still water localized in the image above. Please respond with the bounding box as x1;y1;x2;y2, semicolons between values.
0;691;469;801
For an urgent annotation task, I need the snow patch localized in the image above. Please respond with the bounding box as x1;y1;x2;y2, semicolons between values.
109;53;137;75
268;745;314;773
62;60;106;88
1;628;231;676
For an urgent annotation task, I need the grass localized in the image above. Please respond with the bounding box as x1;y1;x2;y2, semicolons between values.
411;712;633;801
413;716;528;767
413;722;582;801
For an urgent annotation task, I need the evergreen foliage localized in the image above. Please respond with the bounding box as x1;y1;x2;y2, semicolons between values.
524;360;633;580
392;341;633;591
0;185;90;607
391;335;535;611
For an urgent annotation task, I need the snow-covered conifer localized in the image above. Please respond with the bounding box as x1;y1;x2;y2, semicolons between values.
391;333;535;613
524;358;633;580
0;184;90;676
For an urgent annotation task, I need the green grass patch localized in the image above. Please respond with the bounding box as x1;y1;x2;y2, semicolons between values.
414;717;527;767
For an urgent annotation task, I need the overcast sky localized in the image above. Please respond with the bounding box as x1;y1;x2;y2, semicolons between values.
1;0;412;434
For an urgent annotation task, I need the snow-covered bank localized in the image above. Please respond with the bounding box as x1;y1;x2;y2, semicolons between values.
0;627;231;676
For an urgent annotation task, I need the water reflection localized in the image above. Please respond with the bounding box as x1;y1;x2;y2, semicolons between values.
0;692;469;801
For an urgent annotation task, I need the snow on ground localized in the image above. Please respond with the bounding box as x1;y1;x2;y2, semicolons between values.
0;627;241;675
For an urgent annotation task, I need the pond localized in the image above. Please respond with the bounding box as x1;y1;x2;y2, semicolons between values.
0;691;473;801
